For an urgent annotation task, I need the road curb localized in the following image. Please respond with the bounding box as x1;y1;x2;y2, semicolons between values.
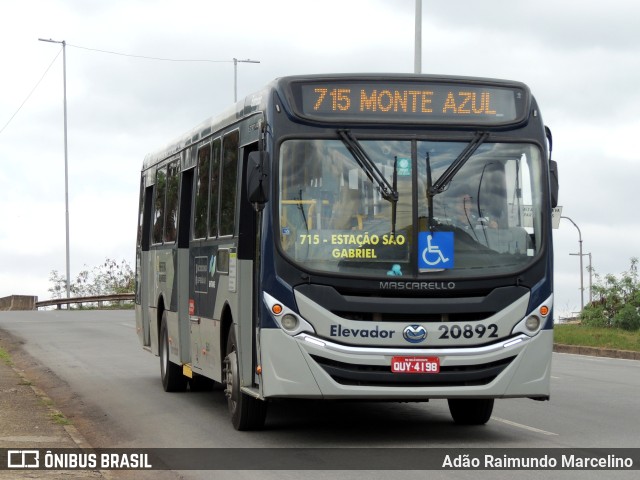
554;343;640;360
12;362;97;450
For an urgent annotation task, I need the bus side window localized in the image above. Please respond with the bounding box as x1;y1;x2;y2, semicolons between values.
164;160;180;243
153;167;167;244
178;168;194;248
220;131;239;236
209;138;221;238
194;144;211;239
141;185;153;252
136;178;145;250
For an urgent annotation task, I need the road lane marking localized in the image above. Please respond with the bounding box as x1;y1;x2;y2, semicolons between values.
493;417;558;436
120;322;136;329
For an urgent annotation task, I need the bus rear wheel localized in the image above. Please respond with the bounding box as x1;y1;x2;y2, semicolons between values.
223;328;267;430
160;312;188;392
447;398;494;425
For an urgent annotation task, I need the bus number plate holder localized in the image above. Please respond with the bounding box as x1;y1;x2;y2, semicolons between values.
391;356;440;374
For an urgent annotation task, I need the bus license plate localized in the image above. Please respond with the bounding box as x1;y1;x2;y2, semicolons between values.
391;356;440;374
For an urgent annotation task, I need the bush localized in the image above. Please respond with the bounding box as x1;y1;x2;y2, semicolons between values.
580;258;640;331
612;304;640;331
580;304;609;328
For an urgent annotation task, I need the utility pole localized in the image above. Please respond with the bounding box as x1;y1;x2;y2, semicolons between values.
414;0;422;73
586;252;593;304
562;216;584;311
39;38;71;299
233;58;260;102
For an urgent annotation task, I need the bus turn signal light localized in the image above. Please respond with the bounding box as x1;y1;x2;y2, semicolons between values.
271;304;283;315
539;306;549;317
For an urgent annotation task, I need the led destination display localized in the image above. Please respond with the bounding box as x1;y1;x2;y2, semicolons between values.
296;80;527;124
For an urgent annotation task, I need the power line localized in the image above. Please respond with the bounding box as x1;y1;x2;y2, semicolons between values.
67;43;259;102
0;48;62;137
1;42;253;137
67;43;232;63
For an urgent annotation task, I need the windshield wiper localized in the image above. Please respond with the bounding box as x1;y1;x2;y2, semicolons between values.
337;130;399;203
338;129;399;234
429;131;489;196
425;151;435;230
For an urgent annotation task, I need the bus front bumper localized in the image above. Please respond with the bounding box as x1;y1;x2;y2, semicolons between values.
258;328;552;400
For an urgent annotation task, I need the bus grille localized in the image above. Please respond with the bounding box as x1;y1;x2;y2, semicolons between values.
332;311;493;322
310;355;515;387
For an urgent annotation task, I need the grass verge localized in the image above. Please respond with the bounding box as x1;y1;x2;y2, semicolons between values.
0;345;12;366
554;324;640;352
50;411;72;426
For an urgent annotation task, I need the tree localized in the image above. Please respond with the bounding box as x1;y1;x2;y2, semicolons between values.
48;258;134;299
580;258;640;331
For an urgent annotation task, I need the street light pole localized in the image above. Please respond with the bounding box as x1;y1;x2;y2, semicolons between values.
39;38;71;299
233;58;260;102
414;0;422;74
561;216;584;311
588;252;593;303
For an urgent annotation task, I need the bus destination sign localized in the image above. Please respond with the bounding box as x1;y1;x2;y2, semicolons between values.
297;81;526;125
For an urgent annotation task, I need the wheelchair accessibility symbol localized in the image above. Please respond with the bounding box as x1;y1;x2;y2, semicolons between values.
418;232;454;269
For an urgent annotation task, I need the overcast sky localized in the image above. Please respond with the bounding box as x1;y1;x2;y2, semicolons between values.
1;0;638;317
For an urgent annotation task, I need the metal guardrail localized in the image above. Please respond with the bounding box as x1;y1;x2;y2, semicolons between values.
35;293;135;310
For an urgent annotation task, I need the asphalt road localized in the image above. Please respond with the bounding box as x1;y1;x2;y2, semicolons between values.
1;310;638;480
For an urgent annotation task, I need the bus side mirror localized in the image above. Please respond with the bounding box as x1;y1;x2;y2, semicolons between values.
549;160;559;208
247;151;269;209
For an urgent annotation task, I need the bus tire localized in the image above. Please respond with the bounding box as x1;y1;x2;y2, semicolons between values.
160;312;188;392
447;398;494;425
224;328;267;430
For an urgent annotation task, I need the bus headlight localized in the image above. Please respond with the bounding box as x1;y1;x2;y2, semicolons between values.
263;292;315;336
525;316;540;332
281;314;299;331
511;294;552;337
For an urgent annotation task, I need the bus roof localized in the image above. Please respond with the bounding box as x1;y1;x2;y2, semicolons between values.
142;73;532;170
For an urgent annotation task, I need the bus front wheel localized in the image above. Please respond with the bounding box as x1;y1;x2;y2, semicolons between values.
223;328;267;430
447;398;494;425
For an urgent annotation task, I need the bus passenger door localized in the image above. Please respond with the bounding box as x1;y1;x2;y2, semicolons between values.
177;168;194;366
137;184;154;348
238;143;260;389
189;141;218;378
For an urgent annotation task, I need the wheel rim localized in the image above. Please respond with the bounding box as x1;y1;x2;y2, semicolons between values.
224;351;239;415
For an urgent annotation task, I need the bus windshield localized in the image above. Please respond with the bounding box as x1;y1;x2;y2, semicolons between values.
277;138;543;278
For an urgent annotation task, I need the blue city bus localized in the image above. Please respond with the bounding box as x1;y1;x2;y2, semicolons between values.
135;74;559;430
